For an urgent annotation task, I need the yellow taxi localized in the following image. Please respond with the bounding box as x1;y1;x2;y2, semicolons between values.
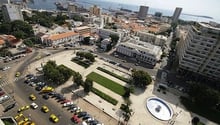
41;105;49;113
29;94;36;101
50;114;59;123
41;86;54;93
18;117;29;125
15;72;21;77
23;121;36;125
18;105;30;112
14;113;23;121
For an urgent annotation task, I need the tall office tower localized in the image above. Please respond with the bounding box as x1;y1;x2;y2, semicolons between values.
138;5;149;20
89;5;101;16
68;3;77;13
177;22;220;80
0;0;8;7
2;4;24;22
172;7;182;23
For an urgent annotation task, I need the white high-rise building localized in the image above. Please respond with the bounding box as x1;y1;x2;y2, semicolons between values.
177;22;220;80
138;5;149;20
2;4;24;22
172;7;182;23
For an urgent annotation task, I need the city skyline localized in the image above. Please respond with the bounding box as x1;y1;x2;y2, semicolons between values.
105;0;220;20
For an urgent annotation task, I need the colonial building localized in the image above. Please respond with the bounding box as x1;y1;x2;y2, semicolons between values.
43;31;79;46
116;39;162;65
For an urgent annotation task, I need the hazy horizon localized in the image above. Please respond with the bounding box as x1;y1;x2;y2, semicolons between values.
104;0;220;20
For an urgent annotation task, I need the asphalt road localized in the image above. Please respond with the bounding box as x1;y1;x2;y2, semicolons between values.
1;49;75;125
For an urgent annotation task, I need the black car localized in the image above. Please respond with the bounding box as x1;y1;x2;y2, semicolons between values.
26;74;34;78
67;105;77;110
57;97;66;102
77;111;87;118
82;114;91;120
24;79;31;84
35;86;42;91
55;94;64;100
89;120;99;125
51;93;61;98
48;92;56;96
3;103;16;112
42;94;49;100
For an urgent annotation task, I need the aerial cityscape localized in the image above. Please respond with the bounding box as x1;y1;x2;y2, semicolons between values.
0;0;220;125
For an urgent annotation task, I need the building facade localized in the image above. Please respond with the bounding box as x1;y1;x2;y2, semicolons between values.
172;7;182;23
43;31;79;46
99;28;120;39
89;5;101;16
116;39;162;65
177;22;220;80
138;6;149;20
2;4;24;22
136;31;167;46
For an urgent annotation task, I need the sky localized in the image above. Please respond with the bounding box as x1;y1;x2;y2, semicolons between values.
105;0;220;20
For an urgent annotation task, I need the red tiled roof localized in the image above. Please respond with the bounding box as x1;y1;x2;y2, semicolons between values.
48;31;79;41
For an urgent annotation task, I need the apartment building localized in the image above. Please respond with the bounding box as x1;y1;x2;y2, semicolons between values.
136;31;167;46
98;28;120;39
177;22;220;80
43;31;79;46
89;5;101;16
74;26;91;35
116;39;162;65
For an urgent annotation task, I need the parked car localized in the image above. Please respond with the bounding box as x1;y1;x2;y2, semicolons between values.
77;111;87;118
29;94;37;101
18;105;30;113
0;95;10;103
30;102;38;109
41;105;49;113
42;94;50;100
63;102;74;107
50;114;59;123
71;115;80;123
35;86;43;91
2;66;11;71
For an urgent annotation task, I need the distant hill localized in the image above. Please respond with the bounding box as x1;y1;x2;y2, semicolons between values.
182;13;213;19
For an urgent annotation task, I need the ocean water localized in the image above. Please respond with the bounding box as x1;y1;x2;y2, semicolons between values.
25;0;217;23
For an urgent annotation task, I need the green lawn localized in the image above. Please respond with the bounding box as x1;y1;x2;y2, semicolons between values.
87;72;126;96
97;67;130;83
92;87;118;105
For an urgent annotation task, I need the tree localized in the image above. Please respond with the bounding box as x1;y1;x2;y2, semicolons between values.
43;61;73;85
120;103;133;123
109;34;119;45
73;72;83;86
23;39;34;47
123;86;134;99
191;117;200;125
82;37;90;45
84;79;93;93
188;83;220;108
131;70;152;88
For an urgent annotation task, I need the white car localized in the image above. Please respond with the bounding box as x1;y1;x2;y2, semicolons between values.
30;102;38;109
63;101;74;107
0;95;10;103
2;66;11;71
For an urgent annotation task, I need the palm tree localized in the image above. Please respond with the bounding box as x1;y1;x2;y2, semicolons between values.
120;103;133;124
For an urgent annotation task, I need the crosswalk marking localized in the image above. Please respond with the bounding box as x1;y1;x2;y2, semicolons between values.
0;78;10;87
